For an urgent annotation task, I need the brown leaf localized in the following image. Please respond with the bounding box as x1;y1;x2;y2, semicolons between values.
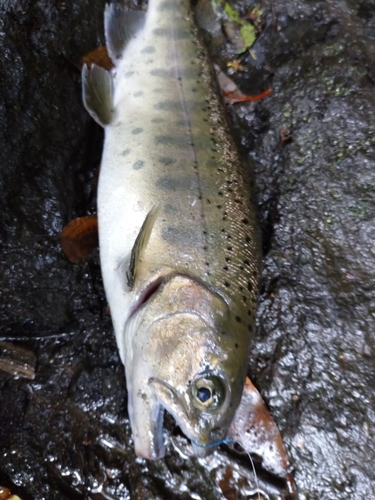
228;377;291;479
61;215;98;263
0;486;21;500
80;46;114;71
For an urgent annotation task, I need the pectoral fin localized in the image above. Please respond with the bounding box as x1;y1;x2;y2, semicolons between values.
127;204;161;288
104;3;146;64
82;64;113;126
228;378;297;495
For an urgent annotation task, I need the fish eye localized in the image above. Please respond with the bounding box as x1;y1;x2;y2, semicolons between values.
191;376;226;412
197;387;211;403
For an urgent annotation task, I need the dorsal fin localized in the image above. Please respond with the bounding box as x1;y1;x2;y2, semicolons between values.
127;204;161;288
104;3;147;64
82;64;113;127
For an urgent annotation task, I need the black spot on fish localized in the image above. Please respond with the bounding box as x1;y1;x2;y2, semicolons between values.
224;281;230;287
121;149;131;156
247;282;253;292
132;128;143;135
244;259;250;266
223;266;228;271
245;236;251;243
235;316;242;323
242;218;249;225
141;46;156;54
159;156;176;166
133;160;144;170
247;310;252;316
133;91;144;97
248;324;253;332
235;343;239;349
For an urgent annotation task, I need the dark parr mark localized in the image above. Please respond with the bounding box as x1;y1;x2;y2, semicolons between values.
155;135;187;148
141;46;156;54
156;176;193;191
150;68;172;78
162;226;194;246
121;149;131;156
153;27;190;39
154;100;180;111
133;91;144;97
159;156;176;166
132;127;143;135
157;0;175;11
133;160;144;170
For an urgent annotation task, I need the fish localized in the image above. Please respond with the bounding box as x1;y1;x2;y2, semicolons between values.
81;0;262;460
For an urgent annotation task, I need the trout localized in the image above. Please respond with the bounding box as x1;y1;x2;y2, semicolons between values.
82;0;261;460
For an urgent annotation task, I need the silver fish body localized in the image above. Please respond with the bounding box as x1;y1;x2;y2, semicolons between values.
82;0;261;460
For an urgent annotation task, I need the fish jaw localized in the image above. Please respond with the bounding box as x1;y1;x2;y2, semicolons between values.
127;383;166;460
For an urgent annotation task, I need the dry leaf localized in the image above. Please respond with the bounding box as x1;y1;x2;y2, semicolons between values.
61;215;98;263
228;377;291;479
80;45;114;71
0;486;22;500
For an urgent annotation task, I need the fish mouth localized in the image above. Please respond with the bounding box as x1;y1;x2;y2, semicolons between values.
149;377;229;457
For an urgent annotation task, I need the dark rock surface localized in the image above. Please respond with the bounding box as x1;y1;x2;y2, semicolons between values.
0;0;374;499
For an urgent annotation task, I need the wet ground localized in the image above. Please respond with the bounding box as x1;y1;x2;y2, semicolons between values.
1;0;375;499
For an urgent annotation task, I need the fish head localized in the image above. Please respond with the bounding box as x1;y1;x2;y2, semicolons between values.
124;274;249;459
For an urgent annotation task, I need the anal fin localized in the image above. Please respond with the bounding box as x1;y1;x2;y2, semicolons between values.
104;3;146;64
127;204;161;288
82;63;113;127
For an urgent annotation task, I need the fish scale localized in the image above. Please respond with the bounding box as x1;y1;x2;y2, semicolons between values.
82;0;261;460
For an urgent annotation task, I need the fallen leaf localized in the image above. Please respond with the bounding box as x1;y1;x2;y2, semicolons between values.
228;377;291;479
61;215;98;263
80;45;114;71
0;486;21;500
